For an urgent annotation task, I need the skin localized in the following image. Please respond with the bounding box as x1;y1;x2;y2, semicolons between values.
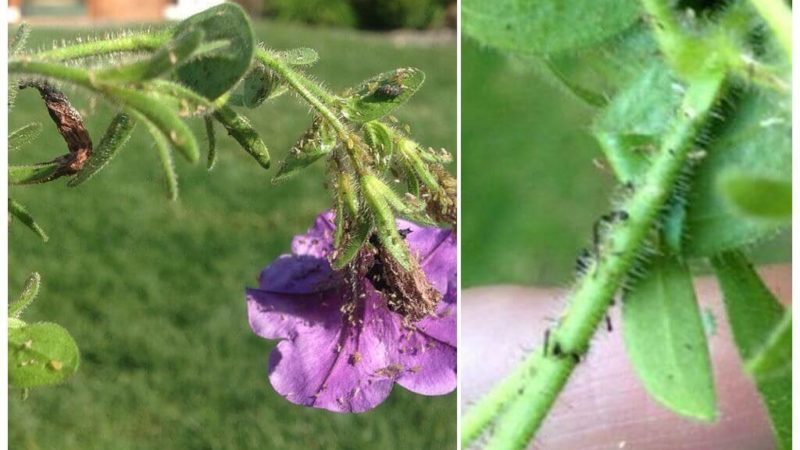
462;264;790;450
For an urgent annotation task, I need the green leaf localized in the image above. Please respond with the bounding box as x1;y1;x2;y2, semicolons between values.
9;272;41;319
9;322;80;388
240;64;286;108
684;91;790;256
104;85;200;162
363;121;394;170
746;312;791;381
361;174;412;269
9;122;42;151
275;47;319;66
143;120;179;201
273;118;335;183
68;113;136;187
462;0;640;55
711;251;790;450
9;162;60;185
213;105;270;169
622;254;717;421
343;68;425;123
173;3;255;100
9;198;48;242
95;28;204;82
718;172;791;221
592;62;681;184
331;209;372;270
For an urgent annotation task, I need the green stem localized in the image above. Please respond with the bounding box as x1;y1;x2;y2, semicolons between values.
462;71;726;450
255;47;365;174
748;0;792;58
32;30;170;60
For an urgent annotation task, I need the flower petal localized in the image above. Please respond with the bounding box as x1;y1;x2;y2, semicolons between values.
268;293;404;413
257;254;340;293
247;287;343;340
291;212;336;258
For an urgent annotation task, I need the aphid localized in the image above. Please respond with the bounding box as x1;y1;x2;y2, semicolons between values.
543;329;551;356
575;248;593;275
375;83;404;98
605;314;613;332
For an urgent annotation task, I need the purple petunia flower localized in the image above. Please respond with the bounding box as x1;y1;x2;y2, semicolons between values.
246;211;456;413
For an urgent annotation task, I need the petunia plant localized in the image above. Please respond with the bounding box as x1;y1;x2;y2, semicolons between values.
8;3;457;410
462;0;790;449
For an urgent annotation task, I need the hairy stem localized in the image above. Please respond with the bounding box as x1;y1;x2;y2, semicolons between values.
462;72;725;450
747;0;792;58
255;48;365;174
32;30;170;60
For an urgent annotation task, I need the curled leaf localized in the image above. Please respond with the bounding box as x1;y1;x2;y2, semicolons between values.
144;120;179;201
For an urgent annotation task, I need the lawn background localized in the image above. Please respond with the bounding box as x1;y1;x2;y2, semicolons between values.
9;22;456;450
462;38;790;288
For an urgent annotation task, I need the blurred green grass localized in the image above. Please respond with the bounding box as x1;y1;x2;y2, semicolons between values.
462;38;789;288
9;21;456;450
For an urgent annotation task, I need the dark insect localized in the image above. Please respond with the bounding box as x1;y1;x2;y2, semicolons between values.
575;248;593;275
375;83;404;98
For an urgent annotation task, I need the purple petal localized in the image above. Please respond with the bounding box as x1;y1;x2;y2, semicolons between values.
257;255;341;293
291;212;336;258
268;293;403;413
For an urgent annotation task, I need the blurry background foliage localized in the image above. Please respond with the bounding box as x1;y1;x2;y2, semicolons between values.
9;20;455;450
230;0;455;30
461;38;790;288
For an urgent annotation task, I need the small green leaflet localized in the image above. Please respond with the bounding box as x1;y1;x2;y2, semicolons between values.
462;0;640;55
9;162;60;185
711;251;790;450
275;48;319;66
718;171;791;221
9;272;41;319
9;122;42;151
746;311;791;381
273;118;336;183
623;253;717;421
9;198;48;242
9;322;80;388
343;68;425;123
213;105;271;169
684;91;790;257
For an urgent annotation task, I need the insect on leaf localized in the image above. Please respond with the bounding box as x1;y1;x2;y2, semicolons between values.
343;68;425;123
273;118;336;183
9;322;80;388
622;253;717;421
